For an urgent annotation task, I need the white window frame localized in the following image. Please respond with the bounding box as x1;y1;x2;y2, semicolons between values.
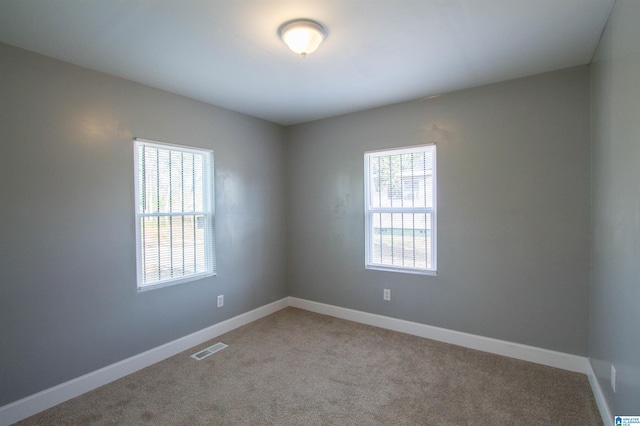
134;138;216;291
364;144;437;275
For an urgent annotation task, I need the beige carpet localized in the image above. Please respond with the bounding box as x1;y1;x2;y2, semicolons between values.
17;307;602;425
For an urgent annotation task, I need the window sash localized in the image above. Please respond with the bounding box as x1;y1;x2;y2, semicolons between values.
134;138;216;290
366;210;435;272
365;144;436;275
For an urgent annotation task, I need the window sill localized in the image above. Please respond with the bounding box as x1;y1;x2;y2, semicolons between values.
366;264;437;276
137;271;216;292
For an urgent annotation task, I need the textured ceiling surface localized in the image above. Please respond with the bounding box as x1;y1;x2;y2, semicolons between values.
0;0;614;125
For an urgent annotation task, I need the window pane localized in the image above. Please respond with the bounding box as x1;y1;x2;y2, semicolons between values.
370;212;433;269
369;151;434;209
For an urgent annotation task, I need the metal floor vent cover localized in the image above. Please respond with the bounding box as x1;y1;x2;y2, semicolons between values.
191;342;228;360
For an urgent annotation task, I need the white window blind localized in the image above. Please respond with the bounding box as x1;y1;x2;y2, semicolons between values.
365;145;436;274
134;138;215;290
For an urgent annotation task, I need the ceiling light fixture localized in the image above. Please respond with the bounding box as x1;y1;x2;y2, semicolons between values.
279;19;327;57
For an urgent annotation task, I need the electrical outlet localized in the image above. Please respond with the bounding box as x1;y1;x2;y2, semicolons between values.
217;295;224;308
383;289;391;301
611;365;617;393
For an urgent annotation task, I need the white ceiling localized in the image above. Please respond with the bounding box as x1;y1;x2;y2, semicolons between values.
0;0;613;125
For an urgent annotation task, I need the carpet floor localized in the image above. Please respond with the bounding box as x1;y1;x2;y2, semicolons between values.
17;307;602;425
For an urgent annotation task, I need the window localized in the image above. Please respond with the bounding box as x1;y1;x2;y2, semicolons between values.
365;145;436;274
134;138;215;290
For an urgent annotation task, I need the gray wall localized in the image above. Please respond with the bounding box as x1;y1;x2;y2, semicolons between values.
0;43;287;406
287;67;591;355
590;0;640;415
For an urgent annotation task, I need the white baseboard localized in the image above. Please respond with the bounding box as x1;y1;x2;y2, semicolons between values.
0;298;289;426
288;297;591;374
1;296;610;426
586;362;613;426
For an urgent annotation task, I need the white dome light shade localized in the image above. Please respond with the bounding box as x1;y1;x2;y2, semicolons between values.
279;20;327;57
